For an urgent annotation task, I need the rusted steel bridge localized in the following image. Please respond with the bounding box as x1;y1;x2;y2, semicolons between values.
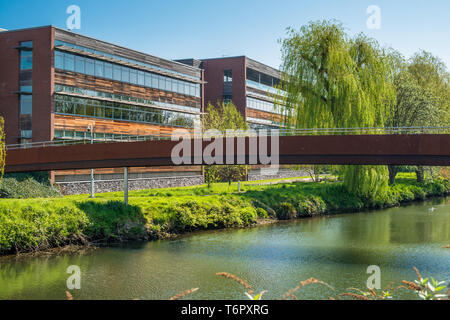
5;127;450;173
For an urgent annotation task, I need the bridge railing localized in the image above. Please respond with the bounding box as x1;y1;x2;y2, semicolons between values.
278;126;450;136
6;126;450;150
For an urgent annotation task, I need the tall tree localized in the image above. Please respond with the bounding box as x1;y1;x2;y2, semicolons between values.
386;53;446;184
408;50;450;126
202;102;249;186
407;51;450;182
280;20;396;201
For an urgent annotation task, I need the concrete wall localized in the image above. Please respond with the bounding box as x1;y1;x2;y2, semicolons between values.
247;168;308;181
58;175;204;195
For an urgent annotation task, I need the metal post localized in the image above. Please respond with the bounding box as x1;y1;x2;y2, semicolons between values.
89;125;95;198
90;169;95;198
124;167;129;206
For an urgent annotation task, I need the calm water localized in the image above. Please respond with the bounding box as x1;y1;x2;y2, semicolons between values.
0;198;449;300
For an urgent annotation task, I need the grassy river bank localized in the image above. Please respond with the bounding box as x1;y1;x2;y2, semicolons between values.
0;173;449;255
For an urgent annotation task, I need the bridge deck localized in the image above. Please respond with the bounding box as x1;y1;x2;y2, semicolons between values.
4;134;450;173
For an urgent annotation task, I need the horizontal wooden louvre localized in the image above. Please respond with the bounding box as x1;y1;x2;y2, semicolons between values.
246;108;282;122
54;114;193;136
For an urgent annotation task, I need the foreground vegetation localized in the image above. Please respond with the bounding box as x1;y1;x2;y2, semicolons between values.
0;172;62;199
161;267;449;301
0;173;448;255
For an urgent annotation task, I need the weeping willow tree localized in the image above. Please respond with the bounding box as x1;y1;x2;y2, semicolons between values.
280;20;396;201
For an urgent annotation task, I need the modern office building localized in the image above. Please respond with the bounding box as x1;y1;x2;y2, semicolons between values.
192;56;288;130
0;26;204;193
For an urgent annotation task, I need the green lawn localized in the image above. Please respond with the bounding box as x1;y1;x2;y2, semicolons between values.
65;175;315;200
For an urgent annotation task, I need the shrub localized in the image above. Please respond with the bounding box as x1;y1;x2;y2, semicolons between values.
0;201;88;254
0;175;62;199
276;202;297;220
251;199;276;218
239;207;258;225
77;200;147;240
256;207;268;218
297;196;326;217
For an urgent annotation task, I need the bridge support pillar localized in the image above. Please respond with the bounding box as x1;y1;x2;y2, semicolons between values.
90;169;95;198
124;167;129;206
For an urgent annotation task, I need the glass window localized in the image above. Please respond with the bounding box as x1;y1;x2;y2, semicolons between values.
165;78;171;92
104;62;113;79
85;58;95;76
158;75;165;90
128;110;137;121
54;130;63;138
65;53;75;71
20;85;32;93
20;50;33;70
20;95;32;115
95;60;104;77
130;69;137;84
75;131;85;139
66;101;75;114
55;99;63;113
113;65;121;81
151;74;158;88
121;66;130;83
63;130;75;138
113;107;121;119
55;51;64;69
75;102;85;115
105;107;113;119
21;130;32;139
95;106;105;118
138;71;145;86
145;73;152;87
75;55;85;73
20;41;33;48
224;69;232;82
86;104;95;116
121;108;129;120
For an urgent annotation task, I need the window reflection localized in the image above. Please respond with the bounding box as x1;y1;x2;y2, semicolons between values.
55;50;201;97
54;94;197;128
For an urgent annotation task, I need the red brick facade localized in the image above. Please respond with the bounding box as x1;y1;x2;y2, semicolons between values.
0;26;54;145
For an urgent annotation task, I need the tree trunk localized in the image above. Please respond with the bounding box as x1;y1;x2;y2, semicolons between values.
416;166;424;182
388;165;398;185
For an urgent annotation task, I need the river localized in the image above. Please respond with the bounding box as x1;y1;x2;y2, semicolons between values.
0;197;449;300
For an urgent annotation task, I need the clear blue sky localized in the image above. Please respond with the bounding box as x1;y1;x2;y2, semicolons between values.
1;0;449;69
